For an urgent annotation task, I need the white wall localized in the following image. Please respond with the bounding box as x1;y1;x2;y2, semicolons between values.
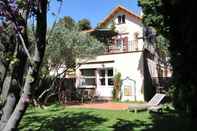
76;52;145;101
76;9;145;101
106;11;144;50
113;52;144;101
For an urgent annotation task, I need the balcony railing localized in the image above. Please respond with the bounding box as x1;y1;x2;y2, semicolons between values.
105;40;139;54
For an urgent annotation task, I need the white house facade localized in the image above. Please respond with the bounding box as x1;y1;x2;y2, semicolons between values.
75;5;172;102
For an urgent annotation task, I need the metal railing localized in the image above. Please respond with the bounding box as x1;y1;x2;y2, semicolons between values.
105;40;139;54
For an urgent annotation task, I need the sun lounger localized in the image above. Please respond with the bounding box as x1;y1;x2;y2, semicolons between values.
128;93;165;112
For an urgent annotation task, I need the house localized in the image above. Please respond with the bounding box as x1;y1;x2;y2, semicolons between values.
75;5;172;102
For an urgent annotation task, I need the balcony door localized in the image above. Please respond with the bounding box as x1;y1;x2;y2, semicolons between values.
111;37;128;53
115;39;124;51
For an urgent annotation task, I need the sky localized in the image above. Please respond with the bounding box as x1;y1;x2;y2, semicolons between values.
48;0;140;27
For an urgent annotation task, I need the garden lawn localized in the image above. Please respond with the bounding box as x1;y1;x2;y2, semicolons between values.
19;104;192;131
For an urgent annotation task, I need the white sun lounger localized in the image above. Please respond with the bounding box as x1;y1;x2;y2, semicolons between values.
128;93;165;112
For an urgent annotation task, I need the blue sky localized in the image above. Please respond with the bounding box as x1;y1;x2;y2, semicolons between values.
48;0;140;27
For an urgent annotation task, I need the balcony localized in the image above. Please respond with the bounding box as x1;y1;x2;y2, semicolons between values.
105;40;139;54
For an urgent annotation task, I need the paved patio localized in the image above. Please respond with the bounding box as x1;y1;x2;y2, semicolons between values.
68;102;129;110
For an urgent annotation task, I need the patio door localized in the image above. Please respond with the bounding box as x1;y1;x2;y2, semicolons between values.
95;68;114;98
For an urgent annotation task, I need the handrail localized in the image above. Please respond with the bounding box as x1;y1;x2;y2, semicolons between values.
105;40;139;53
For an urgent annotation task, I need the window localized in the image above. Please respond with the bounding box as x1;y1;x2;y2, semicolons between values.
80;69;96;86
99;69;105;86
80;68;114;87
117;15;126;24
122;15;126;23
118;15;122;24
108;69;113;76
115;39;123;49
108;78;114;86
81;69;95;76
98;68;114;87
107;69;114;86
81;78;96;86
100;78;105;85
99;69;105;77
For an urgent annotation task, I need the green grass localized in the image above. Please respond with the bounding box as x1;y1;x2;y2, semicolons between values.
19;104;193;131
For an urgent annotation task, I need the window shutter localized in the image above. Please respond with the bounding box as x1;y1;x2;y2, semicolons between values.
112;38;115;45
123;37;128;52
109;38;115;52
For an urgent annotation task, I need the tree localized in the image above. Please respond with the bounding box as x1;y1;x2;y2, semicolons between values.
113;72;121;100
78;18;92;31
139;0;197;122
0;0;48;130
47;24;104;66
58;16;76;30
0;22;20;130
0;23;16;90
138;0;169;59
37;22;105;104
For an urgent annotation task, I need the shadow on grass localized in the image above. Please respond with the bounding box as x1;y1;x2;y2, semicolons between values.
20;111;106;131
20;105;195;131
111;119;149;131
141;111;194;131
111;109;195;131
39;112;106;131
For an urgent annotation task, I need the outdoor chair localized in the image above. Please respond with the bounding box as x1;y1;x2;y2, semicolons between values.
128;93;165;112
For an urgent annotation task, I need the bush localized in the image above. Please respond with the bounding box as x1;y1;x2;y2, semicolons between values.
113;72;121;100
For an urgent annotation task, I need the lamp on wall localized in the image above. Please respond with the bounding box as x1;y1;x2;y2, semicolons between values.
102;63;105;68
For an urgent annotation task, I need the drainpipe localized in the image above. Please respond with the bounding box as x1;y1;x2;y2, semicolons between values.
134;80;137;101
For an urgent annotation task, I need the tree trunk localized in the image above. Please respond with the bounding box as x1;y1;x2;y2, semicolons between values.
2;0;47;130
0;42;21;128
0;76;13;99
0;93;16;130
0;57;30;130
0;61;9;91
0;43;29;129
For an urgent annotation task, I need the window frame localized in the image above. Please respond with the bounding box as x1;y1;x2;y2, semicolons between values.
118;15;122;24
98;68;114;87
80;69;96;87
122;15;126;23
117;15;126;24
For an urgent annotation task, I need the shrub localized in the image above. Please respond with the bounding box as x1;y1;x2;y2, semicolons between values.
113;72;121;100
